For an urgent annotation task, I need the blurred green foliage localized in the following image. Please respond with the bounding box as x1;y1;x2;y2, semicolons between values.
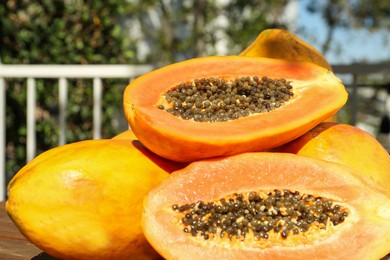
1;0;289;182
125;0;289;65
1;0;136;181
1;0;135;64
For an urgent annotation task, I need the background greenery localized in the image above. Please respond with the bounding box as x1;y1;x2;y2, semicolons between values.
1;0;390;182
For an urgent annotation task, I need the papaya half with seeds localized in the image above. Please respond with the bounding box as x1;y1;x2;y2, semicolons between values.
142;152;390;260
274;122;390;196
240;29;332;71
6;139;184;260
123;56;347;162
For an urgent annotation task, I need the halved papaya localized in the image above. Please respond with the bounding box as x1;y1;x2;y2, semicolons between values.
6;139;184;259
123;56;347;162
142;152;390;259
274;122;390;196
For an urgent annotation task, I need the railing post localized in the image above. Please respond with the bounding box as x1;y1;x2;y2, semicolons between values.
0;78;6;201
0;65;154;201
93;78;102;139
351;74;358;125
58;78;68;146
27;78;36;162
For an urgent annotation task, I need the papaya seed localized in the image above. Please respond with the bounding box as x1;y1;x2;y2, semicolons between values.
158;76;293;122
172;189;349;241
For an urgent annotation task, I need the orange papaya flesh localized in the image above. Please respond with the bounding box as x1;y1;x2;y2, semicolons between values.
124;56;347;162
240;29;332;71
142;152;390;260
274;122;390;196
6;139;184;260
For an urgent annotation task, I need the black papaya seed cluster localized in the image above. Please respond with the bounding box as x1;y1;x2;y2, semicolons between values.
158;76;293;122
172;189;348;241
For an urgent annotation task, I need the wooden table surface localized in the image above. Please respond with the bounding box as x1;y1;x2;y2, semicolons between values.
1;200;389;260
0;201;57;260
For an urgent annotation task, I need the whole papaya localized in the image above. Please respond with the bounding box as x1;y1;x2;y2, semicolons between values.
240;29;332;70
6;139;184;260
275;122;390;196
112;129;137;140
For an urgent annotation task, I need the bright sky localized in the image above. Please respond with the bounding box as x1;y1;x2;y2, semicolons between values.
296;0;390;65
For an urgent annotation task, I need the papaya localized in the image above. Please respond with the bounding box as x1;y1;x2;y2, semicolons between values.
239;29;337;122
240;29;332;71
112;129;137;140
274;122;390;196
142;152;390;260
123;56;347;162
6;139;185;260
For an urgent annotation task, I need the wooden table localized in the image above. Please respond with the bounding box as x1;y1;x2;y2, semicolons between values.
1;200;389;260
0;201;56;260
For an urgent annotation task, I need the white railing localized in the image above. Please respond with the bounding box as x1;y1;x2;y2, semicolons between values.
333;63;390;126
1;62;390;201
0;64;154;200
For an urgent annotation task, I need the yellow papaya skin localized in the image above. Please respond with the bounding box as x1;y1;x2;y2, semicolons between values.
274;122;390;196
240;29;332;71
112;129;137;140
6;139;184;260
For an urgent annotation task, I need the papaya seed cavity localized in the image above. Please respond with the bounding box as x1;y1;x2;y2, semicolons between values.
172;189;349;242
158;76;293;122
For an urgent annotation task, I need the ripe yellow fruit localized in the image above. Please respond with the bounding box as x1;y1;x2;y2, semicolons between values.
112;129;137;140
6;139;184;259
275;122;390;196
240;29;332;71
